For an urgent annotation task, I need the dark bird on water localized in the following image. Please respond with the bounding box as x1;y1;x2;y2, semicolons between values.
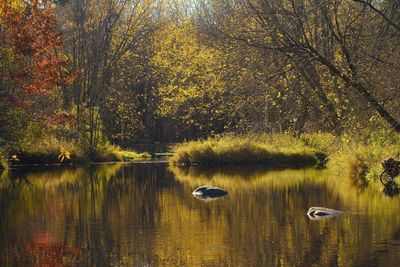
192;185;228;198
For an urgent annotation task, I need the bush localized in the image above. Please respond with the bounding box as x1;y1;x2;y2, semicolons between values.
0;150;7;169
10;137;85;165
89;143;122;162
349;154;369;188
119;150;151;161
329;132;400;188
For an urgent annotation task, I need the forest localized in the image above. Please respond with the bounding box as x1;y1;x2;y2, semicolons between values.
0;0;399;172
2;1;400;264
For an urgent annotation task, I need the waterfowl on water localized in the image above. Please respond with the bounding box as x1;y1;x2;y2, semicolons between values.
307;207;343;220
192;185;228;198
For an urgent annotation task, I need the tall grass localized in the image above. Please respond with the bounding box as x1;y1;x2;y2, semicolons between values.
11;137;86;165
170;134;325;168
4;137;150;166
329;134;400;188
170;131;400;190
0;155;7;170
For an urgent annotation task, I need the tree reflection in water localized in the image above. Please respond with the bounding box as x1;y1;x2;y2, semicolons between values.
0;164;400;266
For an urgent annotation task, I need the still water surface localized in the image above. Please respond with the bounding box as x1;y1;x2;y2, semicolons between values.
1;163;400;266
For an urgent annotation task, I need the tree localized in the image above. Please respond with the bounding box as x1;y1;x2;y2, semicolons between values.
0;0;72;147
58;0;155;152
199;0;400;133
151;20;229;138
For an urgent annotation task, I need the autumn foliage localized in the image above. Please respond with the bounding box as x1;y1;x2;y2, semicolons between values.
0;0;71;97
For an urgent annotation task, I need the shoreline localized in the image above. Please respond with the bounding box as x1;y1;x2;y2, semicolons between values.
3;159;169;170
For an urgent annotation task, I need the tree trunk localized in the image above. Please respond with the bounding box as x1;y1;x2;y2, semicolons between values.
352;81;400;132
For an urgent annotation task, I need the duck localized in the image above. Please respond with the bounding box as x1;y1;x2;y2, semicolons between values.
192;185;228;198
307;207;343;220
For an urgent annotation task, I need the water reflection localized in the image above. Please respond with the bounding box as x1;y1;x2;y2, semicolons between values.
306;207;344;220
192;194;227;202
0;164;400;266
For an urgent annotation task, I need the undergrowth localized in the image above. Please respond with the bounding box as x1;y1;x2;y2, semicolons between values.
170;133;325;168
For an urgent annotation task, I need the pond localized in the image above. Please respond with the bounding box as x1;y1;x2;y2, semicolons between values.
1;163;400;266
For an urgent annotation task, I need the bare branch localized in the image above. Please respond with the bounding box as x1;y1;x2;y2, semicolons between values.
353;0;400;33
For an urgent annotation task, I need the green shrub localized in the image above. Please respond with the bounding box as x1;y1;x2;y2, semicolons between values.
89;143;122;162
89;143;151;162
119;150;151;161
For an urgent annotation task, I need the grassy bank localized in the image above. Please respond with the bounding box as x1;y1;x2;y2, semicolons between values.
1;138;151;168
329;133;400;189
170;134;328;168
170;132;400;190
118;150;152;161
